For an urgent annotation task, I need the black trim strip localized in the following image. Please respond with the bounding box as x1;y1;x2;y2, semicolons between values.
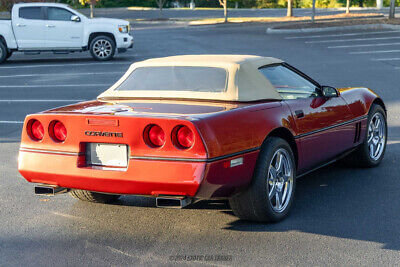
294;115;367;139
20;147;82;156
130;147;261;163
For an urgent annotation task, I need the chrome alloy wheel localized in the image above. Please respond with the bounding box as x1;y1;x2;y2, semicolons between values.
93;39;112;59
367;112;386;161
267;148;294;213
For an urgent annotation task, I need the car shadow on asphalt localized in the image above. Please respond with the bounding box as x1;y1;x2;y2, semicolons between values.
114;195;230;210
223;142;400;251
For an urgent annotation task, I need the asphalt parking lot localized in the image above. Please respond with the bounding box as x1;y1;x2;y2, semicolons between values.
0;23;400;266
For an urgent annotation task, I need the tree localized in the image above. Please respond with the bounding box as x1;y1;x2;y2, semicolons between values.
311;0;316;22
156;0;167;17
389;0;396;19
346;0;350;14
287;0;293;17
79;0;99;18
218;0;228;22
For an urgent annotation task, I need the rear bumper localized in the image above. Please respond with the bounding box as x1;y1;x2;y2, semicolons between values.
18;148;259;198
18;149;204;197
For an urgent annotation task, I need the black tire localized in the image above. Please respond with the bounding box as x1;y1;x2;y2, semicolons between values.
229;137;296;223
0;42;7;64
6;51;12;59
70;190;120;204
345;104;387;168
89;35;116;61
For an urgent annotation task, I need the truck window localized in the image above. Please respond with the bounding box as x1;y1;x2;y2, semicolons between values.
19;7;43;20
47;7;75;21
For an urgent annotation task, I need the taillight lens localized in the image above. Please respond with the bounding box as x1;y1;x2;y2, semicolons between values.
29;119;44;141
145;124;165;148
176;126;194;149
50;121;67;142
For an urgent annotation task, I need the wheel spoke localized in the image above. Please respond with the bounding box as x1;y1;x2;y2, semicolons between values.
269;166;277;179
275;191;282;210
374;118;380;130
369;143;375;158
269;184;276;200
275;152;283;171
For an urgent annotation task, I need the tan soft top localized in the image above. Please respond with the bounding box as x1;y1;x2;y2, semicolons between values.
98;55;283;102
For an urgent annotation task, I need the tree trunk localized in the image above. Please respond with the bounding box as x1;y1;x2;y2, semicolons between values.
389;0;396;19
157;0;164;18
219;0;228;23
90;3;94;18
287;0;293;17
346;0;350;14
311;0;316;22
224;1;227;23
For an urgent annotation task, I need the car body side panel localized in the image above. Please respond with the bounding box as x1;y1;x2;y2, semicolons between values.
284;95;355;172
338;87;382;117
193;101;296;159
195;150;259;198
338;87;383;143
0;20;17;49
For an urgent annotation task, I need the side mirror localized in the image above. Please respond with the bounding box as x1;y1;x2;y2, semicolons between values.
71;15;81;22
321;86;339;98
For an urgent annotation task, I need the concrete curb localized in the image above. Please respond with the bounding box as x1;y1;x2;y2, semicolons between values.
266;23;400;34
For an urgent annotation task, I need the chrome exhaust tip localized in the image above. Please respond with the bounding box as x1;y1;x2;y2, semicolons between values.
34;185;69;196
156;196;192;209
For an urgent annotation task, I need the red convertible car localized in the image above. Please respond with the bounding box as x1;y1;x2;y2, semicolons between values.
18;55;387;222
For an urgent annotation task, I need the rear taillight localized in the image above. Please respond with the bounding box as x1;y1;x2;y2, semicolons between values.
49;121;67;142
144;124;165;148
174;125;194;149
28;119;44;141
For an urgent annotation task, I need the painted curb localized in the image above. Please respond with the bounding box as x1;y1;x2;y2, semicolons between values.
267;23;400;34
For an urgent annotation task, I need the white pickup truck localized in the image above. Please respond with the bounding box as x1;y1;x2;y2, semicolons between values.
0;3;134;63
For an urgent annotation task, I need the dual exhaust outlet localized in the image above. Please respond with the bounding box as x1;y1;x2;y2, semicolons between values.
34;185;192;208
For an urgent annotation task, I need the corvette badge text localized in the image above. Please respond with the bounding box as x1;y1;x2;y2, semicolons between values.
85;131;123;138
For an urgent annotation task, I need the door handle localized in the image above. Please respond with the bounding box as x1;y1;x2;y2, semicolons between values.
295;110;305;118
16;23;26;27
46;25;55;28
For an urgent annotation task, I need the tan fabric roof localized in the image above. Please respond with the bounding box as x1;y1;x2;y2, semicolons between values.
98;55;283;102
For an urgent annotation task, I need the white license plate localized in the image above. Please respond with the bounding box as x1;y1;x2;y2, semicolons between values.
86;143;128;168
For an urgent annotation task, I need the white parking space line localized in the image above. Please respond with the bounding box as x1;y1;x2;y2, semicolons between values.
0;72;124;78
0;100;85;102
349;50;400;54
306;36;400;44
328;42;400;49
0;62;132;69
0;84;109;88
286;30;400;39
372;58;400;61
0;121;23;124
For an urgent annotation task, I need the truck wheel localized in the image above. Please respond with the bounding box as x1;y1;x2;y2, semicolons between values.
70;190;120;204
89;36;116;61
0;42;7;64
229;137;296;222
6;51;12;59
345;104;387;168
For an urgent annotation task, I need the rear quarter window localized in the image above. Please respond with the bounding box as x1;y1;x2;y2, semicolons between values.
19;7;43;20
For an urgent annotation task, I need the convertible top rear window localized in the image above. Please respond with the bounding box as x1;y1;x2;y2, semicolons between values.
116;66;228;92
